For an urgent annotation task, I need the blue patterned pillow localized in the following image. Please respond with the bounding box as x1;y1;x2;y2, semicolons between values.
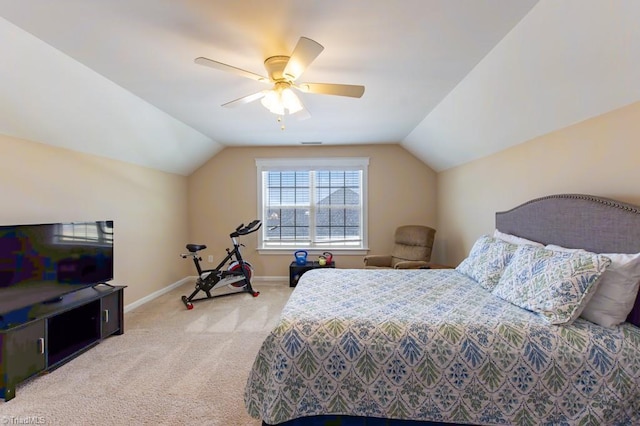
492;245;611;325
455;235;519;291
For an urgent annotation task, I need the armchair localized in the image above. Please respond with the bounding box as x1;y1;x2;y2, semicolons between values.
364;225;436;269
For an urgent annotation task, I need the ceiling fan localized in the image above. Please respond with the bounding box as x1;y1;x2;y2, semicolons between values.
194;37;365;120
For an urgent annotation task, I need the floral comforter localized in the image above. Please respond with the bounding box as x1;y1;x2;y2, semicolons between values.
244;268;640;425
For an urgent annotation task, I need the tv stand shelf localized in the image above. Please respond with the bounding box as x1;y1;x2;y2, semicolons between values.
0;284;125;401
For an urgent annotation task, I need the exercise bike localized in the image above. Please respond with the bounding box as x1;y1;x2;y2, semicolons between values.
180;220;261;310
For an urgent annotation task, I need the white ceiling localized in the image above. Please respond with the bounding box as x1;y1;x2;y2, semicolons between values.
1;1;639;175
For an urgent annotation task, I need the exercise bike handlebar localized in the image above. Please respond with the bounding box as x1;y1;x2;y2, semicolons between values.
230;220;262;237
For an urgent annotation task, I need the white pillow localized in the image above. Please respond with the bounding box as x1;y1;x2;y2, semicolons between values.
546;244;640;327
492;245;611;325
493;229;544;247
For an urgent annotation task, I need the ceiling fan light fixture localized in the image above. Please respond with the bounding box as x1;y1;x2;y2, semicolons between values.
261;90;285;115
281;87;303;114
260;85;303;115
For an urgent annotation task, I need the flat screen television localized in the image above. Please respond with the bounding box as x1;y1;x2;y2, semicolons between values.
0;221;113;317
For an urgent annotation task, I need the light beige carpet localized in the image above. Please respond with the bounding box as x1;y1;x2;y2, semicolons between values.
0;281;294;425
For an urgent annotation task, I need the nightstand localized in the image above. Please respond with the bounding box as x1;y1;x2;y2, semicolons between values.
289;261;335;287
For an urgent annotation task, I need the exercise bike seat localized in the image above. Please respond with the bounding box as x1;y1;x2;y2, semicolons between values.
186;244;207;253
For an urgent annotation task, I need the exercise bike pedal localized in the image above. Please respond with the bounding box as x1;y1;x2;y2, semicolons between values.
195;277;217;293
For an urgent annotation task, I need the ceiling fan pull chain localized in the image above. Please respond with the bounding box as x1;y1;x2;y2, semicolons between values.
278;115;285;131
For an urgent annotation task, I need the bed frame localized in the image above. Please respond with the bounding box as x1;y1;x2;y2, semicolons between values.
495;193;640;327
263;193;640;426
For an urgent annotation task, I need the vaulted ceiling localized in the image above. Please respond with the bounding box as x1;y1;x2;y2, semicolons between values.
1;1;638;175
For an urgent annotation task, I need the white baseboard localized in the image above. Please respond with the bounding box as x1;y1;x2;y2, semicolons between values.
123;275;288;312
123;276;193;313
253;275;288;283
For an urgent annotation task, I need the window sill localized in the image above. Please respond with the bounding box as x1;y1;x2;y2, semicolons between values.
257;247;370;256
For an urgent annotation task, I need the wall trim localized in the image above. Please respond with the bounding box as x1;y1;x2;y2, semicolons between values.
124;276;192;313
254;275;288;283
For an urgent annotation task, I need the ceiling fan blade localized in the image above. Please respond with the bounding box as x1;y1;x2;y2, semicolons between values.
221;91;266;108
291;97;311;121
297;83;365;98
282;37;324;81
195;57;269;83
293;108;311;121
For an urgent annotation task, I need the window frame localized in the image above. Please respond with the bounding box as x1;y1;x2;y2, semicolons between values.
256;157;369;255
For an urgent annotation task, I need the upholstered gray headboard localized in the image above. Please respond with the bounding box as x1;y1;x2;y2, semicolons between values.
495;194;640;327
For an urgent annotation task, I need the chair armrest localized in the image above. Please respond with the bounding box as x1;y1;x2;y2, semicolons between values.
394;260;429;269
363;255;393;267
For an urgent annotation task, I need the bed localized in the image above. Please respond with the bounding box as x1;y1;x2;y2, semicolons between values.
244;194;640;426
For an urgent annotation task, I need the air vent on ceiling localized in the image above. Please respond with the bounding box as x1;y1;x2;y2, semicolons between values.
300;141;323;145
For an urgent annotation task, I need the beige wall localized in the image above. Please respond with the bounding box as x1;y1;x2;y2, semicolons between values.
188;144;437;277
11;98;637;303
435;101;640;266
0;134;190;305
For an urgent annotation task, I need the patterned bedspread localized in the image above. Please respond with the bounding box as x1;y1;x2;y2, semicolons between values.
244;268;640;425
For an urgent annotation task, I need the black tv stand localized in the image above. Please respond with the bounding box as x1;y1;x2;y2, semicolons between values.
0;285;125;401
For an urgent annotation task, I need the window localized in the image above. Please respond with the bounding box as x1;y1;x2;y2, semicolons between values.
256;158;368;253
56;221;114;245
